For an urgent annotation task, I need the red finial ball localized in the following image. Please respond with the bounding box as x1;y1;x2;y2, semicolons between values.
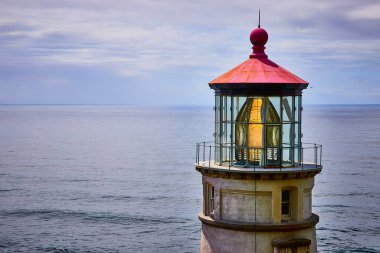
250;28;268;46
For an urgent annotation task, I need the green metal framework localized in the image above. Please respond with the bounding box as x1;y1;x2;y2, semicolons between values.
214;95;302;167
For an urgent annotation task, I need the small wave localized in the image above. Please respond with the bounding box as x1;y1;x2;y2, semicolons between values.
317;227;350;233
318;226;380;236
137;229;157;234
144;196;170;201
100;195;133;200
348;226;380;235
339;172;364;176
351;248;380;253
315;192;376;198
314;204;351;208
0;188;22;192
59;179;92;182
36;246;80;253
99;195;170;201
0;209;191;226
319;245;380;253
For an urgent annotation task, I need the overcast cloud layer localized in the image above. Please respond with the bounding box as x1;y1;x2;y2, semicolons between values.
0;0;379;105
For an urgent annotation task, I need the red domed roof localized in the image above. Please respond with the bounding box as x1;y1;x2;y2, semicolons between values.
209;57;308;85
209;27;308;88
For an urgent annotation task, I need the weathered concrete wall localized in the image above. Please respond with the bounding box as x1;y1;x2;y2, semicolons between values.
303;188;312;219
221;189;272;222
200;174;317;253
202;175;315;223
200;224;317;253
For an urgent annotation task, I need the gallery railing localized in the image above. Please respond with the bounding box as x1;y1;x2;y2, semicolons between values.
195;141;322;170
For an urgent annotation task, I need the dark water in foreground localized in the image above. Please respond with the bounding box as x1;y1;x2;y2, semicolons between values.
0;105;379;253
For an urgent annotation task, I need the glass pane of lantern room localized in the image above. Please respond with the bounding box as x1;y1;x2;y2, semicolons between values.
282;123;291;146
282;123;292;166
294;123;301;165
294;147;300;165
225;120;231;145
266;125;280;147
221;96;227;144
226;96;231;124
215;95;221;163
295;96;301;123
215;95;220;122
233;96;246;145
215;95;220;145
230;96;238;163
266;125;280;166
236;96;247;116
282;148;291;167
294;123;300;147
267;97;281;123
282;96;293;122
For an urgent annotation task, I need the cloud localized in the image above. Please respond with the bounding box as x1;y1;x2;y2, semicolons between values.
0;0;379;104
347;2;380;20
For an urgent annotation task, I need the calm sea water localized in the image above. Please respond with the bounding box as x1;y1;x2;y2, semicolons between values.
0;105;379;253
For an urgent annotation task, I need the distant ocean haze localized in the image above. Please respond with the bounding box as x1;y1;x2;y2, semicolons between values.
0;105;379;252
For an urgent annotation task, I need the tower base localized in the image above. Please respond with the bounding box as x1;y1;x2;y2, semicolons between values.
200;219;317;253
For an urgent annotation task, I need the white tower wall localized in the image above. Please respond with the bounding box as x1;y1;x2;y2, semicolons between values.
197;167;320;253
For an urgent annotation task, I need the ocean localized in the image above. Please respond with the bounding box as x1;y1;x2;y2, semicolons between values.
0;105;379;252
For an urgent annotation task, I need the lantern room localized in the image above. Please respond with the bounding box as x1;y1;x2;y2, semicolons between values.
209;27;309;168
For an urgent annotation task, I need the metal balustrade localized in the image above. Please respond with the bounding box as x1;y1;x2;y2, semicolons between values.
196;141;322;170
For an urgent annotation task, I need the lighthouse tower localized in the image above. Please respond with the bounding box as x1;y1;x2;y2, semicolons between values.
195;25;322;253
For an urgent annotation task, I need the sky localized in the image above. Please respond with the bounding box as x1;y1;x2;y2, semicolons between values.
0;0;379;105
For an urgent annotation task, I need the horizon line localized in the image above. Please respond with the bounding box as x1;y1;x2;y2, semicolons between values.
0;103;380;106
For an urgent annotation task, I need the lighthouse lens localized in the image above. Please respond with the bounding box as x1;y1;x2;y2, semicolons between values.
235;97;280;166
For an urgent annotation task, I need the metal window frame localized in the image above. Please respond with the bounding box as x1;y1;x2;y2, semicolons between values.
214;95;302;168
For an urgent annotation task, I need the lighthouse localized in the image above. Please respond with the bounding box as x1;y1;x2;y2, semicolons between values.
195;25;322;253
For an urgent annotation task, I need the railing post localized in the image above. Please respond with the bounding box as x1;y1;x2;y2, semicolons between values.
209;145;211;168
301;147;304;170
203;142;206;162
279;147;282;172
320;145;323;166
196;144;199;165
229;146;231;169
229;145;232;169
245;146;249;167
195;144;197;164
314;143;317;168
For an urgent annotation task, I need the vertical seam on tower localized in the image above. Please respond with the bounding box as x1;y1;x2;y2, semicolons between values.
254;175;257;253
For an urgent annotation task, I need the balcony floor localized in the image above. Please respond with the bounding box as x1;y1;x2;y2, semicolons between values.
195;161;322;179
